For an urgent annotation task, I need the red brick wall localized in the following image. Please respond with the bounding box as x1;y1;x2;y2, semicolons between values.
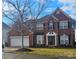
29;32;33;47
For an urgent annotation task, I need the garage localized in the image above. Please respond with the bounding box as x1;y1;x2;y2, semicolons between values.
10;36;29;47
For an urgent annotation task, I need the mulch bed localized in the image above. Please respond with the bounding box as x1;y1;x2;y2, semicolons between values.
16;48;33;52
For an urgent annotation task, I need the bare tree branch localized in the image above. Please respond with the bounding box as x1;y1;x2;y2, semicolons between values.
3;0;49;48
35;0;49;19
27;0;33;19
3;12;17;23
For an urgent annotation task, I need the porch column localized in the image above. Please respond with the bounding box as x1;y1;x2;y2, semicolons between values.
46;35;48;46
55;35;57;46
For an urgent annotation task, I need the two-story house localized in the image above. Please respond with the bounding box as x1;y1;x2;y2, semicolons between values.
8;8;75;47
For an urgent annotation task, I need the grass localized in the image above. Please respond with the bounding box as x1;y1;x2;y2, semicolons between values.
14;48;76;57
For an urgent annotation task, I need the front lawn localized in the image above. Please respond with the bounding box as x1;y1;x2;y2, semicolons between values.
15;48;76;57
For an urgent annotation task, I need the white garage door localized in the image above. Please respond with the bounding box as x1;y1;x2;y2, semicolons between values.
10;36;29;47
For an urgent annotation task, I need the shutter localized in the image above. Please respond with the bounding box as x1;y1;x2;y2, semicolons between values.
58;22;59;29
68;21;71;29
55;22;58;29
48;23;49;30
53;22;55;29
69;35;71;44
58;35;60;45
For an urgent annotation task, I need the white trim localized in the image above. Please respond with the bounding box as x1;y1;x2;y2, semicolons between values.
52;15;59;21
47;32;56;36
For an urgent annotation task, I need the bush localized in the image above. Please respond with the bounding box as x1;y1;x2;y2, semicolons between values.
2;44;4;48
5;42;8;47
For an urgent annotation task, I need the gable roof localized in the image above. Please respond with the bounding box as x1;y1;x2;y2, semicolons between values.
52;8;74;21
10;8;76;31
38;8;75;21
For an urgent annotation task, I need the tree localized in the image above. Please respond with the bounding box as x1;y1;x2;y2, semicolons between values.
2;0;49;48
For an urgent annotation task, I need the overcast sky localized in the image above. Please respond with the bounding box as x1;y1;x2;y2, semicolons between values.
2;0;76;25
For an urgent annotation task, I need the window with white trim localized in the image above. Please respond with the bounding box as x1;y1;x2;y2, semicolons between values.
60;34;69;45
36;23;43;30
36;35;44;44
48;22;53;30
59;21;68;29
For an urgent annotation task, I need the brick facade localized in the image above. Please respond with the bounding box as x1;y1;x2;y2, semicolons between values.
8;8;75;47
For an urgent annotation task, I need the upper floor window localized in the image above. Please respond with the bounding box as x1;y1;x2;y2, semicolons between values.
36;23;43;30
48;22;53;30
59;21;68;29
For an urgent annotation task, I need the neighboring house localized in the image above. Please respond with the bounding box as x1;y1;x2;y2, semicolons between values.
2;22;10;46
8;8;75;47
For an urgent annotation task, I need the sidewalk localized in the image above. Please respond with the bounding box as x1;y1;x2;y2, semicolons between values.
2;47;19;52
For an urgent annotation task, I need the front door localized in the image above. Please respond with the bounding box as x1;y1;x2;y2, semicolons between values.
48;36;55;45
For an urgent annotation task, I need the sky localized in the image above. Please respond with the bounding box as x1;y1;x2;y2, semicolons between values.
2;0;76;25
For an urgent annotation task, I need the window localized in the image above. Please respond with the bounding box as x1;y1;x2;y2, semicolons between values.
36;35;44;44
48;22;53;30
59;21;68;29
60;34;69;45
36;23;43;30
